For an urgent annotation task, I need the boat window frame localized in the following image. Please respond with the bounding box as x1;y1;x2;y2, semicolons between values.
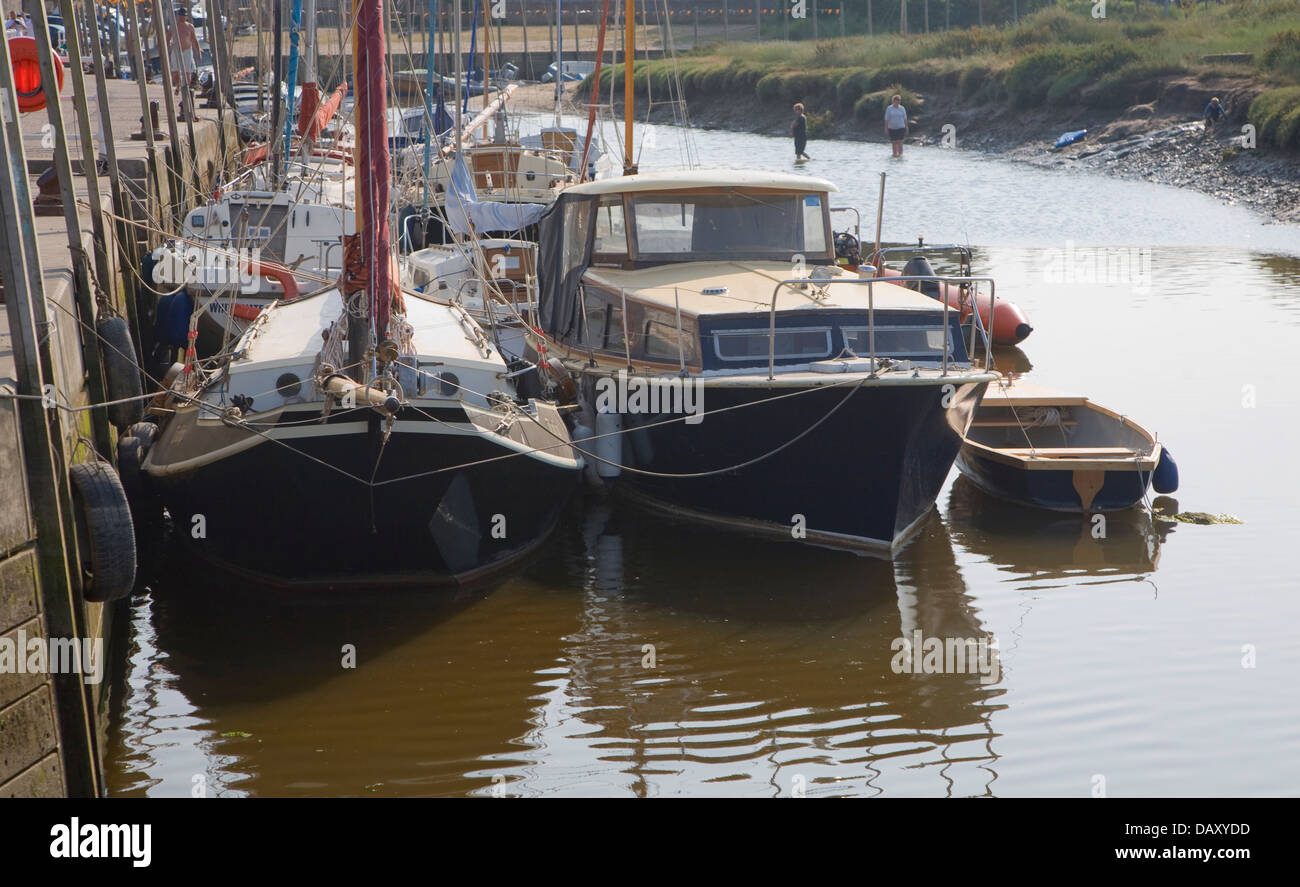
640;304;701;367
590;194;631;266
624;187;836;265
576;285;702;368
840;324;956;361
712;325;833;363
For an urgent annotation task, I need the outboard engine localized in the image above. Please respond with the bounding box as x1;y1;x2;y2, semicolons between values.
901;256;942;300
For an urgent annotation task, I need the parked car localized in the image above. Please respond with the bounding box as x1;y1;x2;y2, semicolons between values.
540;60;596;84
495;61;519;84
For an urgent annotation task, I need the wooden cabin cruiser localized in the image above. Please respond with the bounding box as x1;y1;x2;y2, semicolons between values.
142;288;583;587
957;378;1178;513
535;170;1001;556
435;141;578;202
398;140;578;245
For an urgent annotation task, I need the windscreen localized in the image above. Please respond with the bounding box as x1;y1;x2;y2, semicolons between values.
630;190;829;261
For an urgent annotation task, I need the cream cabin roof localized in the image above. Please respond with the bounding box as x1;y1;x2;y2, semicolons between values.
569;169;839;197
583;262;946;317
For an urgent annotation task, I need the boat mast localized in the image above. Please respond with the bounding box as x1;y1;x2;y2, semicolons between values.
553;0;561;126
423;0;437;210
623;0;634;173
303;0;317;88
353;0;394;367
270;0;284;181
580;0;611;181
453;0;463;151
256;0;263;111
300;0;318;160
284;0;304;176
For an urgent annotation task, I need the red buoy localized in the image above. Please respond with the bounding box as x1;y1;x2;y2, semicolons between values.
8;36;64;113
877;265;1033;346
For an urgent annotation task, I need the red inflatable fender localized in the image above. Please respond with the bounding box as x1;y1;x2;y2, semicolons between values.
877;266;1033;346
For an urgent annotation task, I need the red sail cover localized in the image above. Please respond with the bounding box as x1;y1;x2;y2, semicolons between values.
295;81;320;136
298;81;348;141
356;0;392;339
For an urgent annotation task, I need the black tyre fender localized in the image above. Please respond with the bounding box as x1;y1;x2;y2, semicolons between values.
115;434;145;504
128;421;158;455
97;316;144;431
120;422;161;525
68;461;137;603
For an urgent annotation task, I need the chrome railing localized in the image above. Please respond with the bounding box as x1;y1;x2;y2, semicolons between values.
453;276;528;355
767;275;997;381
830;206;862;240
873;243;973;266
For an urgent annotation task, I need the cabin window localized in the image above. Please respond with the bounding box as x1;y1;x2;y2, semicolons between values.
592;198;628;261
633;199;695;254
644;319;683;362
713;327;832;362
230;204;289;262
802;194;828;255
628;190;833;262
561;199;594;274
576;288;633;355
841;326;953;360
580;290;607;350
641;307;699;366
605;300;626;353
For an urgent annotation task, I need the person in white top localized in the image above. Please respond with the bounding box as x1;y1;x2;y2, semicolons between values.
884;95;909;158
5;10;28;37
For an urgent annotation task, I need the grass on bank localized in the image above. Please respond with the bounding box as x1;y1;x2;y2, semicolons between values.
580;1;1300;150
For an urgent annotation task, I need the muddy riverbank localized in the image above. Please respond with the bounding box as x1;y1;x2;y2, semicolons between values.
509;79;1300;225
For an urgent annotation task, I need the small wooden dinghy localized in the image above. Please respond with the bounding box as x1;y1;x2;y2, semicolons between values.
957;380;1178;513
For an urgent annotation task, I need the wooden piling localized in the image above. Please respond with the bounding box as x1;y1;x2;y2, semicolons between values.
0;37;103;799
29;2;115;463
77;0;149;376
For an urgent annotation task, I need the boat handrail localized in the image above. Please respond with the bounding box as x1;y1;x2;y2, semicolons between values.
399;212;426;251
619;288;632;370
766;275;997;381
673;287;686;374
873;243;974;266
221;166;258;194
829;206;861;240
452;276;529;356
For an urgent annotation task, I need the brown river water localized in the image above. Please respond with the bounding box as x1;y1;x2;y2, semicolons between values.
106;119;1300;797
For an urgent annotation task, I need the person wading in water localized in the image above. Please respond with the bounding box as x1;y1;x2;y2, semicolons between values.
884;94;908;158
792;103;811;161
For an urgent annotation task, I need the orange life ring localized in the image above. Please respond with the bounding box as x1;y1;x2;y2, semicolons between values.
244;260;300;302
9;36;64;113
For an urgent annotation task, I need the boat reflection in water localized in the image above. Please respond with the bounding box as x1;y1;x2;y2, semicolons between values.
110;499;1013;797
945;477;1174;581
107;538;534;797
530;498;1008;797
